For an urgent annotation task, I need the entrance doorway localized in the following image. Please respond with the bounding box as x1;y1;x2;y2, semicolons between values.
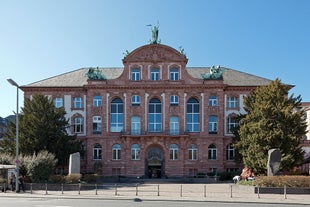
146;147;164;178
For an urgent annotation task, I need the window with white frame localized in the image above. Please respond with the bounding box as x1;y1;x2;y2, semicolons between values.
148;98;162;132
226;144;235;160
228;96;238;108
131;95;140;106
73;97;83;108
169;116;179;135
208;95;218;106
112;144;121;160
110;98;124;132
131;68;141;81
186;98;200;132
150;68;160;80
93;95;102;107
169;68;179;81
208;144;217;160
54;97;63;108
188;144;198;160
131;144;140;160
93;143;102;160
227;116;238;133
169;144;179;160
170;95;179;106
93;116;102;134
131;116;141;135
73;117;83;133
208;115;218;134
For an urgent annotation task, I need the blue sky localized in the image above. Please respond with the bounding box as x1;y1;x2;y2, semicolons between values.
1;0;310;117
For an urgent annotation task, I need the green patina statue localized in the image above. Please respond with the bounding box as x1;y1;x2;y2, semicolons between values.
201;65;224;82
86;67;107;81
147;23;160;44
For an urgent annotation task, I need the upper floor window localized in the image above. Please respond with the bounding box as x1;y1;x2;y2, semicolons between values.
110;98;124;132
208;115;218;134
112;144;121;160
208;144;217;160
188;144;198;160
170;144;179;160
170;95;179;106
150;68;160;81
186;98;200;132
226;144;235;161
169;116;179;135
209;95;218;106
169;68;179;81
73;97;83;108
54;97;63;108
228;96;238;108
73;117;83;133
227;116;238;134
93;143;102;160
131;144;140;160
93;116;102;134
131;116;141;135
131;68;141;81
148;98;162;132
93;95;102;107
131;95;140;106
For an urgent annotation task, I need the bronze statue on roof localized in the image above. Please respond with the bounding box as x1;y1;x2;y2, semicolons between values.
201;65;224;82
147;23;160;44
86;67;107;80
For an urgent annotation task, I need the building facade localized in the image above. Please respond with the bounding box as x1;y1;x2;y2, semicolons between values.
21;43;274;178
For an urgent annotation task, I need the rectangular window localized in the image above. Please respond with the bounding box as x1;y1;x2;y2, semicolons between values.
227;117;238;133
208;116;218;134
208;95;218;106
93;116;102;134
73;97;83;108
54;97;63;108
93;96;102;107
131;69;140;81
131;95;140;106
150;68;160;80
170;95;179;106
228;97;238;108
169;68;179;81
131;116;141;135
169;116;179;135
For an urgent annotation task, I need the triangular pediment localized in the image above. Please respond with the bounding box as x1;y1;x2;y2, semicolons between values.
123;44;187;63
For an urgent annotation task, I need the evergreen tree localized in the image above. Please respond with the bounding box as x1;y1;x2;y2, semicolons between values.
233;79;307;174
2;94;83;167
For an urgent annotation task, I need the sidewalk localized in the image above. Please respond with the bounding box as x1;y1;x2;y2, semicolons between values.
1;183;310;205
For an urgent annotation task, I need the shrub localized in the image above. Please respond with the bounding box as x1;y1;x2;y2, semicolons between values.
0;153;14;164
254;176;310;187
49;175;65;183
65;174;81;183
218;171;236;181
81;174;98;183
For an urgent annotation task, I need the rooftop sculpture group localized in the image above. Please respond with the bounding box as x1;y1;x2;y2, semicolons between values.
86;67;107;81
201;65;224;82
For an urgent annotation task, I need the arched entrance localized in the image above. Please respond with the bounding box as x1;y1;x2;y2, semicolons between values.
145;147;165;178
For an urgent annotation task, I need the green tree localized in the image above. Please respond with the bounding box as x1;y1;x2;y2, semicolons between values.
233;79;307;174
2;94;83;167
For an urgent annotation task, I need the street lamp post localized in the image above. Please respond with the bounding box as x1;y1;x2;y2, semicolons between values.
7;78;19;192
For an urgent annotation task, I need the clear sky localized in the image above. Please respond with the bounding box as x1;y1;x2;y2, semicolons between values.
1;0;310;117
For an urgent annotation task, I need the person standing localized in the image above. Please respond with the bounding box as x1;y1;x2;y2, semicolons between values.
9;173;16;191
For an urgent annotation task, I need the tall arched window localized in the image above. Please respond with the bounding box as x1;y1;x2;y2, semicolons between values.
170;144;179;160
112;144;121;160
131;144;140;160
186;98;200;132
188;144;198;160
93;143;102;160
208;144;217;160
148;98;162;132
110;98;124;132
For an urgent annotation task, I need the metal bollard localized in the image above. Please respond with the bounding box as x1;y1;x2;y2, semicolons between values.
61;183;64;194
95;184;97;195
284;185;287;199
157;184;159;196
257;186;260;199
230;184;232;198
30;183;32;194
115;184;117;196
78;183;81;195
45;182;48;195
136;184;138;196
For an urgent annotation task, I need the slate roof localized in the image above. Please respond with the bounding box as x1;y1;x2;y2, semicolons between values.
23;67;272;88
